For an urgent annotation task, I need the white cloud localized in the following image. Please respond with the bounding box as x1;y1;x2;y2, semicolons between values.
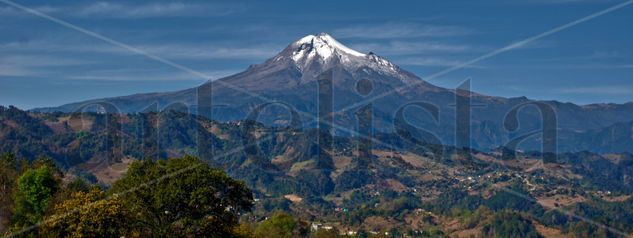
559;86;633;94
134;44;280;60
0;35;273;82
350;41;476;56
0;55;93;77
0;5;59;17
81;43;280;61
0;58;239;81
396;57;485;68
486;63;633;69
516;0;615;5
1;38;280;61
0;64;33;77
523;51;622;63
63;69;237;82
333;23;475;39
0;2;241;19
74;2;240;18
0;55;90;67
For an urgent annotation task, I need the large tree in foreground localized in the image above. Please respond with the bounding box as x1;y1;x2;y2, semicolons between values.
42;188;132;237
11;165;58;229
111;156;254;237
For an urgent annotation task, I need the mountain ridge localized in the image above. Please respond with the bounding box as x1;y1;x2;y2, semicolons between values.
32;33;633;153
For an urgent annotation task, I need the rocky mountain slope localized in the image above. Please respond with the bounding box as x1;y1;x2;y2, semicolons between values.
33;33;633;153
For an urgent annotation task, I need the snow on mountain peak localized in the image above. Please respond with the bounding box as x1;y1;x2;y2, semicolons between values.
292;33;366;60
284;33;399;75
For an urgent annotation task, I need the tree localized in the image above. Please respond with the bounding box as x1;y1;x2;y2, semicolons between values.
233;223;256;238
41;188;133;237
53;177;91;203
11;166;59;228
0;154;21;232
110;156;254;237
482;210;542;238
310;229;340;238
253;212;297;238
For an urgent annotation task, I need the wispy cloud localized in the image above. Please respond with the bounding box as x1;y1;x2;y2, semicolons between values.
133;44;280;60
1;38;281;61
0;2;242;18
348;40;484;69
0;5;58;17
516;0;616;5
63;69;238;82
0;54;239;81
396;57;485;68
333;23;475;39
0;32;273;82
73;2;241;18
485;63;633;69
79;43;280;61
521;50;623;63
0;64;32;77
0;55;90;67
351;41;477;56
0;55;93;77
558;85;633;94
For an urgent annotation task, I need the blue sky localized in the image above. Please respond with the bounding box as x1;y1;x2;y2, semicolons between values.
0;0;631;109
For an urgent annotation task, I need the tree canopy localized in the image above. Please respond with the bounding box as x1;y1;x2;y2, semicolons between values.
42;188;132;238
110;156;254;237
11;165;59;228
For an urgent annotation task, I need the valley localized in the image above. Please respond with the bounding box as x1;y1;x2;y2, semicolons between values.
2;106;632;237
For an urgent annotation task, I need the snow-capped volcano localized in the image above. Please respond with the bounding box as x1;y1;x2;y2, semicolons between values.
273;33;399;77
36;33;633;154
292;33;366;61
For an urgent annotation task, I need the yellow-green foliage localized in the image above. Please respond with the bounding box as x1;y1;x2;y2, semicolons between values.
253;212;298;238
41;188;132;238
0;154;21;231
310;229;340;238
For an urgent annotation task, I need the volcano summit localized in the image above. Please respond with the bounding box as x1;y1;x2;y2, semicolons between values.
35;33;633;153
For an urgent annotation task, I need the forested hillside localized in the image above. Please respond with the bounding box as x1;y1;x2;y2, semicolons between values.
1;106;633;237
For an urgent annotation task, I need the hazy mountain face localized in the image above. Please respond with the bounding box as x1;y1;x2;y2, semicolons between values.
35;33;633;153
